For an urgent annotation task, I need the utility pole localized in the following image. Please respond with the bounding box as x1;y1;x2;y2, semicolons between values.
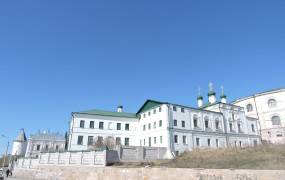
2;141;9;167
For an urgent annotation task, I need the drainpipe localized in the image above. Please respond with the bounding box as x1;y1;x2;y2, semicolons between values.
167;104;175;158
68;113;75;150
252;95;263;142
218;104;229;147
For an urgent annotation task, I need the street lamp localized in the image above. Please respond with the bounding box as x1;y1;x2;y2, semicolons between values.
0;135;9;168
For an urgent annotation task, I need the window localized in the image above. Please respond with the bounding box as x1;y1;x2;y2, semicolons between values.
143;125;146;131
148;123;151;130
153;109;156;114
77;136;83;145
182;121;185;128
159;107;162;112
154;137;157;144
80;120;85;128
173;106;177;111
239;141;242;147
207;139;211;147
116;137;121;145
125;123;130;131
143;114;146;118
253;140;258;147
238;123;241;133
246;104;253;112
174;119;177;126
216;139;219;148
174;135;178;143
88;136;93;145
229;123;233;132
181;108;185;113
144;139;145;146
45;145;48;150
148;111;151;116
268;99;277;108
272;116;281;125
36;145;40;151
182;136;187;144
232;113;235;121
117;123;121;130
153;122;156;129
99;122;104;129
55;145;59;150
193;115;198;128
215;120;219;130
175;151;179;156
160;136;163;144
251;124;255;132
108;122;112;129
196;138;200;147
98;136;103;143
205;118;209;128
159;120;162;127
89;121;94;129
125;138;130;146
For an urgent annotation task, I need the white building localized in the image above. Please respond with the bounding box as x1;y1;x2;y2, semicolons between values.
24;131;66;158
68;84;260;158
233;88;285;144
11;130;66;158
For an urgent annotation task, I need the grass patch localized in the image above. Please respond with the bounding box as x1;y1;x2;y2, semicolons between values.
154;144;285;169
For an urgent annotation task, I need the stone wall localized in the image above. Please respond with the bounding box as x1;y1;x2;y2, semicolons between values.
13;166;285;180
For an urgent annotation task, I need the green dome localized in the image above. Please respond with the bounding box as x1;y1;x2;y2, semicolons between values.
220;94;227;98
208;91;216;96
197;96;203;100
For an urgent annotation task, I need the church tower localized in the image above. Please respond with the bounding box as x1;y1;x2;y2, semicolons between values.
220;85;227;103
11;128;27;156
197;87;204;108
208;82;217;104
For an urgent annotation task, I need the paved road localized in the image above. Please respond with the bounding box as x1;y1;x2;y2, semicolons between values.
3;177;34;180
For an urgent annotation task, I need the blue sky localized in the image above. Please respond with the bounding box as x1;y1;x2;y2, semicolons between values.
0;0;285;154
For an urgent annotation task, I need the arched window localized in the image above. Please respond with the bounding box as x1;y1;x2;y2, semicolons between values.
193;114;198;128
204;116;209;128
246;104;253;112
215;118;220;130
268;99;277;108
271;116;281;126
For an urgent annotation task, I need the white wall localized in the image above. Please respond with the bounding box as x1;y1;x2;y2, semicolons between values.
12;141;27;156
69;113;138;151
233;89;285;143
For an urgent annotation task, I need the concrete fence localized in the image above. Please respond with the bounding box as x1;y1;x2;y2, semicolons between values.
118;146;167;162
15;150;108;169
14;146;168;170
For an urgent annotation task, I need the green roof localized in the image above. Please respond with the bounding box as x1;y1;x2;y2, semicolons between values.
137;99;222;115
136;99;164;114
76;109;137;118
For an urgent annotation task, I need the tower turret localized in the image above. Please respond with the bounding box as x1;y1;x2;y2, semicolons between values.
11;128;27;156
220;85;227;103
197;87;204;108
208;82;216;104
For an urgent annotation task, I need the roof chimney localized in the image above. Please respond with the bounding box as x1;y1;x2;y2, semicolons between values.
117;105;123;112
